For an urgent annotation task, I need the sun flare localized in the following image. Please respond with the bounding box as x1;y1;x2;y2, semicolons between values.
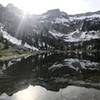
12;0;50;15
16;1;35;14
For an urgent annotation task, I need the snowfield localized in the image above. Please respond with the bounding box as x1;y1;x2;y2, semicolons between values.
70;14;100;21
0;27;38;51
49;29;100;42
64;30;100;42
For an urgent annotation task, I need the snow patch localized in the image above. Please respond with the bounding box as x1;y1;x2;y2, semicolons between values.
64;30;100;42
49;30;64;38
55;18;69;23
24;43;38;51
0;27;38;51
1;30;22;45
70;14;100;21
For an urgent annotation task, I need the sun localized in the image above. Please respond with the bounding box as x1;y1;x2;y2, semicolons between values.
2;0;54;15
12;0;48;15
17;1;34;14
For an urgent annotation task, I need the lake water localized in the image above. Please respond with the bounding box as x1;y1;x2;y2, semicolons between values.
0;52;100;100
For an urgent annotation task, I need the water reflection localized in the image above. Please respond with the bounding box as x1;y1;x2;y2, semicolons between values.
0;85;100;100
0;52;100;96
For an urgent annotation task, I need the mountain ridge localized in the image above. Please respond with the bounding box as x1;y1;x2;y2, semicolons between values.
0;3;100;51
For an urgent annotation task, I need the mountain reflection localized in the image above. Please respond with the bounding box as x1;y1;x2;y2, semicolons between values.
0;52;100;96
0;85;100;100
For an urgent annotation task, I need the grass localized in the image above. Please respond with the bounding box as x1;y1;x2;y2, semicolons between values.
0;48;33;61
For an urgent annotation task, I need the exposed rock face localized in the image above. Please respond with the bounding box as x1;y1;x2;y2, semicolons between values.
0;3;100;50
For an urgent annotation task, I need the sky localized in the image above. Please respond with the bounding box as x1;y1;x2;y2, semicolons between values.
0;0;100;15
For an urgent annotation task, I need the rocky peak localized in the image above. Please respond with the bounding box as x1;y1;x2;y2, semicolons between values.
42;9;69;20
0;4;3;8
6;3;14;8
46;9;61;15
6;3;23;16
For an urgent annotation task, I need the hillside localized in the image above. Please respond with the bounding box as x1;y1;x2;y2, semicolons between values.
0;4;100;51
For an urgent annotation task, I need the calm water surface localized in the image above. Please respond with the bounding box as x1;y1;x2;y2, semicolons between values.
0;52;100;100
